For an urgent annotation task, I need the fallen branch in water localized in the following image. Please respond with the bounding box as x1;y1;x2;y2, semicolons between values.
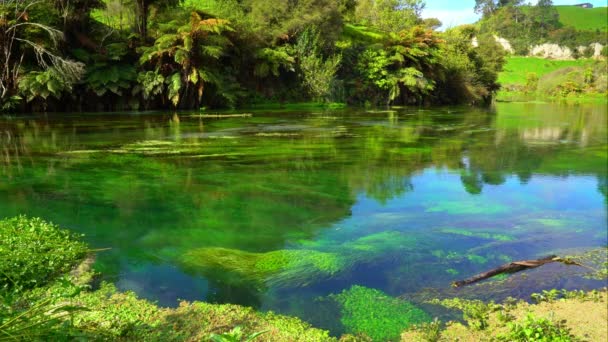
452;255;587;288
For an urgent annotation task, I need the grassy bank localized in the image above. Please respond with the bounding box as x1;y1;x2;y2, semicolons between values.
497;57;607;103
497;57;597;86
2;216;607;341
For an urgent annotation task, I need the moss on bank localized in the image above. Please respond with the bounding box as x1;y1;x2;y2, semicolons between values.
69;283;337;341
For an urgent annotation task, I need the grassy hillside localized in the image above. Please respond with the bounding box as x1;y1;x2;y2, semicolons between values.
555;5;608;32
498;57;597;85
497;56;607;103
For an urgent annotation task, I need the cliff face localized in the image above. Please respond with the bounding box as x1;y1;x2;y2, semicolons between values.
529;43;605;60
473;36;605;60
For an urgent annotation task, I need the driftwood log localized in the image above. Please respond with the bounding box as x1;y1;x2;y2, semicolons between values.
452;255;584;288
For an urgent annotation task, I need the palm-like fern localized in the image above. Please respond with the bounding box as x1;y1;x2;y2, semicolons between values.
140;11;234;107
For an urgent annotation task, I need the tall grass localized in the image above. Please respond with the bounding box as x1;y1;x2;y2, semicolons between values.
0;296;86;341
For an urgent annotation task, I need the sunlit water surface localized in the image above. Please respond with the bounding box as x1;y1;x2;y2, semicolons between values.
1;103;606;336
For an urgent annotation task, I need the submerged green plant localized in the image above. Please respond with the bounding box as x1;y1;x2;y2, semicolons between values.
180;247;345;287
439;228;513;241
180;231;420;288
330;285;430;341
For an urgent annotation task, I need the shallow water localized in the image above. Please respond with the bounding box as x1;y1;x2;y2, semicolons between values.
1;103;607;336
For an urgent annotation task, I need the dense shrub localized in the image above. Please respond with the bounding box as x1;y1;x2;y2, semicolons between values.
0;216;88;291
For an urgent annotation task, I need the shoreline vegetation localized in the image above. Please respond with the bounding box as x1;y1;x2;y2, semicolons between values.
2;216;606;341
1;0;606;114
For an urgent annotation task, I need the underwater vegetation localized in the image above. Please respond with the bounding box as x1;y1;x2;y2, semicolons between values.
439;228;514;242
180;231;423;288
330;285;430;341
180;248;345;288
425;201;509;215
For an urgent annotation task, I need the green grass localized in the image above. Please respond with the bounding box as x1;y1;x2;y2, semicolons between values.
555;5;608;32
498;57;597;85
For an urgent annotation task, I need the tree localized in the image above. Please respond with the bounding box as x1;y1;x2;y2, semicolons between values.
355;0;425;32
295;28;341;101
529;0;560;38
139;10;235;108
245;0;342;44
133;0;178;40
0;0;84;107
474;0;523;18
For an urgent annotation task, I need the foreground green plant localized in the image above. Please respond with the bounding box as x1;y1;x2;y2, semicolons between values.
497;314;576;342
0;294;87;342
209;326;268;342
0;216;88;291
431;298;499;331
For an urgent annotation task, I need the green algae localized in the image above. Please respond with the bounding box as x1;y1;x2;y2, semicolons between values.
330;285;430;341
439;228;514;241
425;201;509;215
467;254;488;265
446;268;460;275
534;219;566;228
341;231;419;253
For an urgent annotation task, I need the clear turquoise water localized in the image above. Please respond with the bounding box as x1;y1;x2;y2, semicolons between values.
1;103;606;336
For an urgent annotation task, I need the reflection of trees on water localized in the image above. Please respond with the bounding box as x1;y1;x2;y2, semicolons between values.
0;105;606;305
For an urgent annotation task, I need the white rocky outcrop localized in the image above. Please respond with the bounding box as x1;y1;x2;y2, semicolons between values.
471;36;604;60
589;43;604;59
494;35;514;54
530;44;574;60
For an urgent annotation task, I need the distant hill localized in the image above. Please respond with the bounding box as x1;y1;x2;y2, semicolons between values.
555;5;607;32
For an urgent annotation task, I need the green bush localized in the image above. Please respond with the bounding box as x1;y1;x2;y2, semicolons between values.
497;314;576;342
537;67;585;97
0;216;88;291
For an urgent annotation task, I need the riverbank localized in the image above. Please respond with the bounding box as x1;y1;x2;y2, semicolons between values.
2;216;607;341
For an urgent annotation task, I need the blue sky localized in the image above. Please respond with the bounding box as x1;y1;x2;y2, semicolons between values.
422;0;608;29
